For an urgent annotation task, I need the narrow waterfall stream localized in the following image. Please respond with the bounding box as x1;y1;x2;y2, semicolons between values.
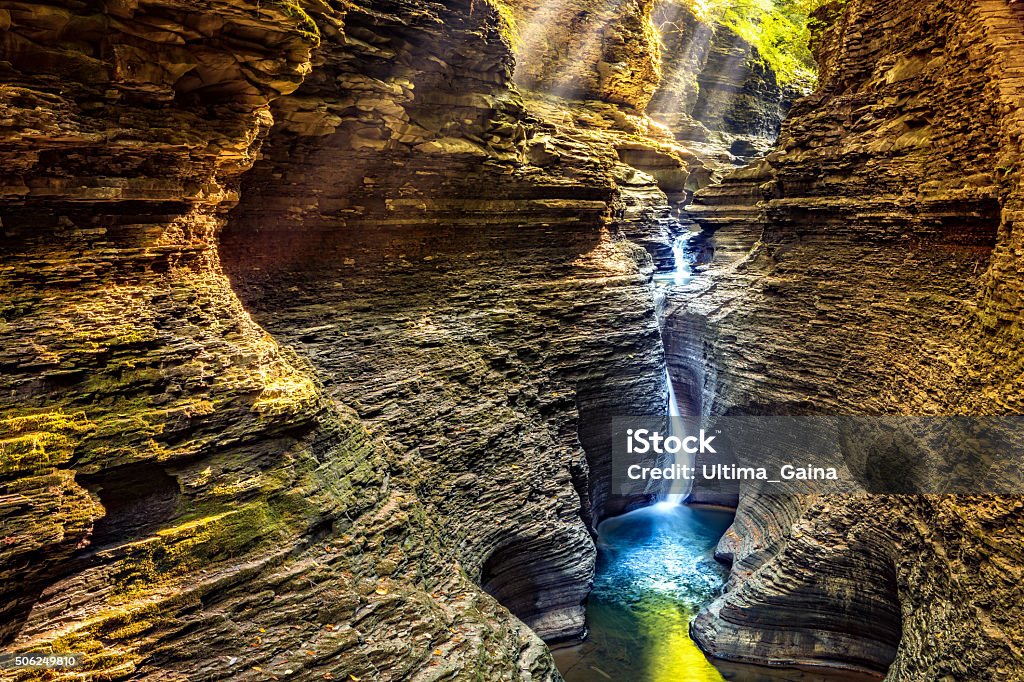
664;367;692;504
553;204;891;680
652;233;695;288
553;224;735;681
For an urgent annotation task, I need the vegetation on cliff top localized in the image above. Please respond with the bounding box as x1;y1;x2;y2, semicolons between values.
473;0;521;49
271;0;320;39
690;0;843;87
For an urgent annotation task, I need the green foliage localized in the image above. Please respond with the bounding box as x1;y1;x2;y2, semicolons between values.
272;0;320;40
691;0;846;87
475;0;520;49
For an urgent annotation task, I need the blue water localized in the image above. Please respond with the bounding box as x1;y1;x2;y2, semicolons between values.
554;503;734;682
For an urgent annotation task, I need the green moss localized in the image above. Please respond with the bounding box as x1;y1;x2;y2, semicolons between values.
483;0;521;49
110;501;287;600
272;0;320;40
683;0;845;87
253;371;319;416
0;410;94;475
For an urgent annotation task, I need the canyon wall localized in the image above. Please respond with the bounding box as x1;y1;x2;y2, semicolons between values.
509;0;662;109
0;0;688;678
0;0;343;663
678;0;1024;678
508;0;798;154
12;0;1016;679
220;0;675;647
648;0;798;150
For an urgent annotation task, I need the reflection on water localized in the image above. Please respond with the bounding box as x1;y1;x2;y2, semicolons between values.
554;503;733;682
553;502;885;682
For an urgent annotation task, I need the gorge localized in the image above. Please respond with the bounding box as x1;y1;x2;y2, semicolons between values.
2;0;1024;681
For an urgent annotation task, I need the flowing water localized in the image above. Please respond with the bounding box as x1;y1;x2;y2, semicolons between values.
553;503;734;682
652;233;695;287
554;232;733;680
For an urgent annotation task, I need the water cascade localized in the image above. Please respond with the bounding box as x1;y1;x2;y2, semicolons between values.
663;368;692;504
653;233;695;287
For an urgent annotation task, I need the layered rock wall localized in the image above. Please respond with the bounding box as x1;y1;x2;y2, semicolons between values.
220;0;670;638
509;0;662;109
507;0;798;155
677;0;1024;678
0;0;682;678
0;0;331;653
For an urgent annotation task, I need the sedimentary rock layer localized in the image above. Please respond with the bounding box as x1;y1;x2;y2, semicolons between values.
509;0;662;109
221;1;683;641
0;0;699;678
677;0;1024;678
0;0;328;651
648;0;797;147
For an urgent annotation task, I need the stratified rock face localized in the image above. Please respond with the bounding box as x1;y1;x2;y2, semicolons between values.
221;0;670;643
1;0;676;678
648;0;796;146
0;0;330;653
677;0;1024;678
509;0;662;109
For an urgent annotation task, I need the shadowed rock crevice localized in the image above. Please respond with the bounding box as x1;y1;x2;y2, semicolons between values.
77;463;181;548
480;535;593;643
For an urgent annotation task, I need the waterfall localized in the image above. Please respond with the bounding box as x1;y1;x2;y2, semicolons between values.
663;369;692;505
655;230;695;505
671;234;692;286
653;232;694;287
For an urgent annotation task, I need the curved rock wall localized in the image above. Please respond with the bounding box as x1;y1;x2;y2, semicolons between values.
676;0;1024;678
0;0;328;652
220;0;678;641
0;0;688;678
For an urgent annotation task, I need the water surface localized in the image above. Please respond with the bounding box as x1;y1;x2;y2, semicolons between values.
554;503;733;682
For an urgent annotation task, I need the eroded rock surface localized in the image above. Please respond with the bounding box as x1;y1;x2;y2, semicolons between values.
220;0;671;640
678;0;1024;678
649;0;799;150
8;0;1022;679
0;0;691;678
509;0;662;110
